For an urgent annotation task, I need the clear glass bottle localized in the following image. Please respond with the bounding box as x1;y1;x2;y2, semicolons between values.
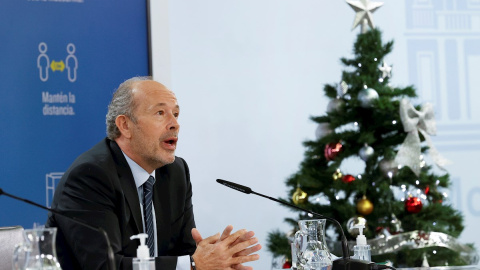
294;219;332;270
13;227;61;270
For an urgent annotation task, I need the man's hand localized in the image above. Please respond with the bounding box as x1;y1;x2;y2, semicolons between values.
191;225;262;270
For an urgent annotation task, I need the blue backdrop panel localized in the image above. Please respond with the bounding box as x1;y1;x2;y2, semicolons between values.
0;0;150;228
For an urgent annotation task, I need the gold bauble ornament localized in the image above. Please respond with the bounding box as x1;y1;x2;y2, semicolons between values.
357;196;374;215
292;187;308;205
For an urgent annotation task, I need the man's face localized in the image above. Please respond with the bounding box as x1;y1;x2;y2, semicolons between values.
128;80;180;172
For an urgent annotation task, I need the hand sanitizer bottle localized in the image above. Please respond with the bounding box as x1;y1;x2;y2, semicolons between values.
131;233;155;270
351;224;371;262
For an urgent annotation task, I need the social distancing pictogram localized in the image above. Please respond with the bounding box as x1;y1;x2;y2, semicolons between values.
37;42;78;82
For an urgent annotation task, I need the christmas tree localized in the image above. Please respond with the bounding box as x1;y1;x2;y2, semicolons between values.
267;1;476;267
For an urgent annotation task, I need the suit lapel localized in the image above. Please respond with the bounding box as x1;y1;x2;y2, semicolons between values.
108;140;144;234
154;166;173;253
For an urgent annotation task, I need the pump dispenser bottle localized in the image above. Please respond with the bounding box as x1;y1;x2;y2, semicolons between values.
131;233;155;270
351;224;371;262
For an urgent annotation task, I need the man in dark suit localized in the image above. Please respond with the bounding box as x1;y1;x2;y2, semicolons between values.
46;77;261;270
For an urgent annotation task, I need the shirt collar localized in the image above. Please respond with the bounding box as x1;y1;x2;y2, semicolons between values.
122;152;156;188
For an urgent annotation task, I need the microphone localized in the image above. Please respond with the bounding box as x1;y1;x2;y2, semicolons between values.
0;188;116;270
216;179;377;270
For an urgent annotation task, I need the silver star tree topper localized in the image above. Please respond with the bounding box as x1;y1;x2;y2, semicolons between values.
346;0;384;33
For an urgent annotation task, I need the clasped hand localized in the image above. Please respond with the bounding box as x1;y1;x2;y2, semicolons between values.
191;225;262;270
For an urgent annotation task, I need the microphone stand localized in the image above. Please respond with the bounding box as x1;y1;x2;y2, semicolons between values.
216;179;377;270
0;188;116;270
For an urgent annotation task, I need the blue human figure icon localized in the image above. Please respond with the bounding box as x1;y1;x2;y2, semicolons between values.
37;42;50;82
65;43;78;82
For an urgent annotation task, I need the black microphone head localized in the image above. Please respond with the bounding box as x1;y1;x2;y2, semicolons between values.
216;179;252;194
0;188;4;195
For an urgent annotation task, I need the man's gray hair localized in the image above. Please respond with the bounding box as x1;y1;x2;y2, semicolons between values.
106;76;152;140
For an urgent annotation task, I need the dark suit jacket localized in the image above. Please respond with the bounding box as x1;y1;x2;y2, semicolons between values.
46;138;196;270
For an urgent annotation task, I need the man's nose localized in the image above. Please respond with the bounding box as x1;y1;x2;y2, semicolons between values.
168;115;180;130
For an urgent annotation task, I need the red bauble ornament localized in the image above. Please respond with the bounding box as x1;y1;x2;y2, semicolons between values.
342;174;355;183
324;142;343;161
405;196;423;213
282;259;292;269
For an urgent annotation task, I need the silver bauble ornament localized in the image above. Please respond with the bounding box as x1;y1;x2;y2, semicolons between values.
347;216;368;237
379;158;398;176
359;145;374;161
315;123;332;140
326;99;345;113
358;88;379;108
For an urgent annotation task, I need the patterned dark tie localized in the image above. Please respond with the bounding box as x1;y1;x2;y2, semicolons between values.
143;175;155;257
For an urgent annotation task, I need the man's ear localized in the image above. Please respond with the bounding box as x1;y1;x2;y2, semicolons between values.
115;115;132;139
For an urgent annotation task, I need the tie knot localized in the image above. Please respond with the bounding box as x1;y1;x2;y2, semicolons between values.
147;175;155;184
144;176;155;191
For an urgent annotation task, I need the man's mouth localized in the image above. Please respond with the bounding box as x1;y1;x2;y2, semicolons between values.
162;137;178;150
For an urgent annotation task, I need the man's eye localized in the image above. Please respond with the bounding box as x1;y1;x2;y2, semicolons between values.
157;111;164;115
174;113;179;118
